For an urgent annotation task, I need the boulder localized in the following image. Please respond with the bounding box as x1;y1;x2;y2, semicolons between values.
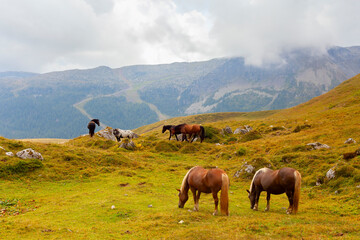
119;141;136;150
96;127;117;141
222;126;232;134
306;142;330;150
326;168;335;180
344;138;356;144
5;152;14;157
16;148;44;160
234;125;253;134
233;162;255;178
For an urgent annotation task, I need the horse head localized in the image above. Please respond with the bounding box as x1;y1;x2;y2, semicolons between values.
91;119;100;126
177;189;188;208
247;189;256;209
112;128;122;142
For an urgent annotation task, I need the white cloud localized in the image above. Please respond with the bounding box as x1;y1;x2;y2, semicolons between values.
0;0;359;72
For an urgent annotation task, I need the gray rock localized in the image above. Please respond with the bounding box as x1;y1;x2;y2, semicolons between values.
233;162;255;178
234;125;252;134
344;138;356;144
96;127;117;141
119;141;136;150
307;142;330;150
326;168;336;180
5;152;14;157
16;148;43;160
0;146;5;151
222;126;233;134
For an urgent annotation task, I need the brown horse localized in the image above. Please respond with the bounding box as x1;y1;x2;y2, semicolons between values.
178;166;229;216
162;124;186;141
177;124;205;143
87;119;100;137
247;167;301;214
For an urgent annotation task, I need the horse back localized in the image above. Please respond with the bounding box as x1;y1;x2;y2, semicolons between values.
261;168;296;194
188;167;224;193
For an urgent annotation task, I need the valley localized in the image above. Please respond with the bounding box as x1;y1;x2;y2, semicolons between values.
1;73;360;239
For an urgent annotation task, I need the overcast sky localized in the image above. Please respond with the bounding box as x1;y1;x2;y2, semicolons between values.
1;0;359;73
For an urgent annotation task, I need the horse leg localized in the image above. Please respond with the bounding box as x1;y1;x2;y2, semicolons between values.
212;191;219;215
265;192;271;211
253;190;261;211
195;191;201;211
191;188;199;211
286;190;294;214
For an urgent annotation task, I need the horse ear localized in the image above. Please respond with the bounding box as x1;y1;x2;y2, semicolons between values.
246;190;250;194
176;188;180;192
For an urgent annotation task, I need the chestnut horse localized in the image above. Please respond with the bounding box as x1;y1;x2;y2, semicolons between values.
87;119;100;137
247;167;301;214
177;124;205;143
178;166;229;216
162;124;185;141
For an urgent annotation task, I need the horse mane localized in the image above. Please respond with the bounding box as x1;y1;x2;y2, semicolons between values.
249;168;270;193
180;166;198;193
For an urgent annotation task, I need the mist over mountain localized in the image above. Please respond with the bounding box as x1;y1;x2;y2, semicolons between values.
1;46;360;139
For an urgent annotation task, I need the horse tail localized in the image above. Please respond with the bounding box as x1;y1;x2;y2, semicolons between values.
200;126;205;143
88;122;95;137
220;173;229;216
293;170;301;214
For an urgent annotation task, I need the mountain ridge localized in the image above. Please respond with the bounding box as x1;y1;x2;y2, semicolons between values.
1;46;360;138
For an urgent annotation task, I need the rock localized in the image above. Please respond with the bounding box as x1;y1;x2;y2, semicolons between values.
0;146;5;151
96;127;117;141
16;148;43;160
111;205;116;210
326;168;336;180
234;162;255;178
148;204;153;208
234;125;252;134
222;126;233;134
178;220;184;224
307;142;330;150
344;138;356;144
119;141;136;150
5;152;14;157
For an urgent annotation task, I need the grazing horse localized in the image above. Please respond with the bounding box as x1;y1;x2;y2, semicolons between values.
178;166;229;216
162;124;185;141
177;124;205;143
247;167;301;214
113;128;137;142
87;119;100;137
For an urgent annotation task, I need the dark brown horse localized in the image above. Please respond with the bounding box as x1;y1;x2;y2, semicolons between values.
178;166;229;216
87;119;100;137
177;124;205;143
162;124;186;141
247;167;301;214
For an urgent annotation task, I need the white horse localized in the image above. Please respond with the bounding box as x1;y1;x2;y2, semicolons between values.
113;128;138;142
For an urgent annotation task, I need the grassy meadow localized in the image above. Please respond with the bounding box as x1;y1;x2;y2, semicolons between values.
2;74;360;239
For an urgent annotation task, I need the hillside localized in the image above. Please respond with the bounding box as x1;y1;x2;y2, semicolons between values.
2;46;360;139
1;74;360;239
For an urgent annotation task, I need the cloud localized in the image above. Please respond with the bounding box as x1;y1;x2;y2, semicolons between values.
0;0;360;72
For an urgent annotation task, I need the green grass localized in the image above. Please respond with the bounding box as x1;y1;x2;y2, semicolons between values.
2;74;360;239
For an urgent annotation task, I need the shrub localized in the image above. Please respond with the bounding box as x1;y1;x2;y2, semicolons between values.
203;126;221;143
236;147;247;156
0;159;43;177
336;164;355;178
293;124;311;133
154;141;180;152
240;131;262;142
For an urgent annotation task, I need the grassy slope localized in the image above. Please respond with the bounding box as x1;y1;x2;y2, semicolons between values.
1;75;360;239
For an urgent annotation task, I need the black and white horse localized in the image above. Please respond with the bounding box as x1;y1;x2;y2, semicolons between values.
113;128;137;142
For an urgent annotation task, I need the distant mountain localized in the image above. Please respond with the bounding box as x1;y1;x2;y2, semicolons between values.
1;46;360;139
